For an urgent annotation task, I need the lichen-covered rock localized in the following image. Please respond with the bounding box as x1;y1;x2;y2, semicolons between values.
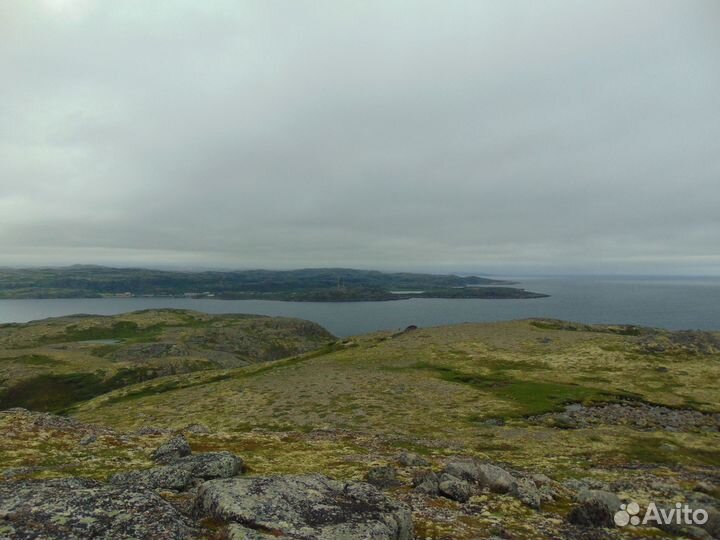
397;452;429;467
442;459;482;483
152;435;192;464
110;465;193;491
194;473;413;539
184;423;210;434
175;451;243;480
111;451;242;491
79;434;96;445
515;477;541;509
476;463;518;495
412;469;439;496
438;473;472;503
568;489;621;528
366;465;401;489
0;478;196;540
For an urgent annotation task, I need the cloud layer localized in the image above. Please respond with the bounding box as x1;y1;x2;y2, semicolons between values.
2;1;719;273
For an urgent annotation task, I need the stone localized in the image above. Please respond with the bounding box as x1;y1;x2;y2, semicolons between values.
194;474;412;540
568;489;621;528
110;465;194;491
79;434;96;446
412;469;439;496
184;423;210;434
175;451;243;480
397;451;429;467
515;477;541;509
438;473;472;503
152;435;191;464
476;463;518;495
442;459;483;483
366;465;401;489
111;451;242;491
0;478;195;540
531;473;553;487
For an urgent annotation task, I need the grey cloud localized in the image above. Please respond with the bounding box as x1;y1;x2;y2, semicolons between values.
1;0;719;274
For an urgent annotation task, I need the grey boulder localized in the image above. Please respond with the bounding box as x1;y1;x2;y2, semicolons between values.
365;465;401;489
194;473;413;539
476;463;519;495
568;489;621;528
175;451;243;480
412;469;439;496
438;473;472;503
152;435;192;464
397;452;429;467
442;459;482;483
110;465;194;491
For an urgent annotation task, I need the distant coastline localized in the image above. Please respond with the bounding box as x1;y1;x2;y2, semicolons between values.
0;266;548;302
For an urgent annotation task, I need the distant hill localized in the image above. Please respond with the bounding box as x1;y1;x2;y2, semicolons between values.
0;309;334;413
0;266;548;300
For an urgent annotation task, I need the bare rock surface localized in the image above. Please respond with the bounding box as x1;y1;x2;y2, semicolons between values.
194;473;413;540
0;477;196;540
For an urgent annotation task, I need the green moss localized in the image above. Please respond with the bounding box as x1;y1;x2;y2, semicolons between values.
100;372;235;406
407;362;629;416
4;354;62;366
0;367;159;412
622;436;720;467
0;372;106;411
39;321;164;345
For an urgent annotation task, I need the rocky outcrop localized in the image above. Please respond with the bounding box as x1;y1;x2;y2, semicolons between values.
0;478;195;540
112;442;243;491
110;465;194;491
194;473;413;540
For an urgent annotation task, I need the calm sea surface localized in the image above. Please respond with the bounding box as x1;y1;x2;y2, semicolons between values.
0;276;718;337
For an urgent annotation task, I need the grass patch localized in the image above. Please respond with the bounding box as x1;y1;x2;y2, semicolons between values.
0;367;159;412
408;362;629;416
0;372;106;412
4;354;62;366
38;321;165;345
622;436;720;467
99;372;235;406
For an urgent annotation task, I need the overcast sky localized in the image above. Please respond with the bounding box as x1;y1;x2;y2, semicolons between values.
1;1;719;275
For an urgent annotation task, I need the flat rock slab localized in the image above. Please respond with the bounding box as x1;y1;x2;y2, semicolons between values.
0;478;196;540
195;473;412;540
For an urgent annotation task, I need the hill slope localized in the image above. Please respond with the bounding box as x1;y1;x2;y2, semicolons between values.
0;309;334;412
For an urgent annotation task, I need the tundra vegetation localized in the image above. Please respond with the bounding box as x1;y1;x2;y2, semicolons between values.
1;312;719;539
